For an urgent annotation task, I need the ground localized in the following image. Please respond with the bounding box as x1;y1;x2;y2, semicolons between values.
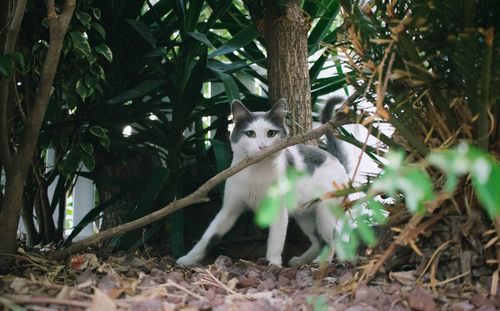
0;251;499;310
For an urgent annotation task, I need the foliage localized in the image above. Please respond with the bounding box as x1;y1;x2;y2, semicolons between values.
340;0;499;153
256;143;500;260
12;0;348;253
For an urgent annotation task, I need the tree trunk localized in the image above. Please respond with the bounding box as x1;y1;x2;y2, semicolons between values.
248;0;312;136
0;0;75;257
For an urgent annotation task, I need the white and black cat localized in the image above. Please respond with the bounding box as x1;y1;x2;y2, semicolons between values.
176;98;350;267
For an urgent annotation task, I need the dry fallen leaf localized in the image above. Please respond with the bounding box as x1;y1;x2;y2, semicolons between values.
70;253;100;271
389;270;416;286
9;278;29;294
91;287;117;311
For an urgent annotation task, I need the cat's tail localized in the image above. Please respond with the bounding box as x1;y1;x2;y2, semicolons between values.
321;97;350;173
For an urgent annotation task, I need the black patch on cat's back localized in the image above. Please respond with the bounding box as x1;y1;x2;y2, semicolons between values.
297;145;327;174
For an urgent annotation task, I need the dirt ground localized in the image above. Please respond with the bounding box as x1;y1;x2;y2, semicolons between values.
1;251;499;311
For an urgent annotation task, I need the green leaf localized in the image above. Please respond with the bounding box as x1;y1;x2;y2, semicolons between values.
335;220;359;261
95;44;113;62
471;158;500;218
80;142;94;154
366;199;388;224
84;72;99;89
116;167;171;249
91;22;106;39
210;139;231;173
208;25;260;58
61;149;81;177
373;151;434;214
82;153;95;171
397;169;435;213
255;195;281;227
69;31;91;57
308;0;340;54
256;169;302;227
307;295;328;311
0;54;12;78
209;69;240;101
356;216;377;247
8;52;25;72
187;32;215;48
93;8;101;20
76;11;92;27
64;188;133;244
109;80;165;103
89;126;107;138
76;79;92;100
99;136;111;151
176;51;208;128
90;63;105;79
126;19;157;48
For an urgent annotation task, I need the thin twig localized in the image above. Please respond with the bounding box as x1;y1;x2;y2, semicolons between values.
5;295;90;308
162;279;206;301
195;268;248;299
417;240;452;283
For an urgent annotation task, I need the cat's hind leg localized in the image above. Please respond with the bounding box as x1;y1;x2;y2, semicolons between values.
313;201;338;264
288;212;322;267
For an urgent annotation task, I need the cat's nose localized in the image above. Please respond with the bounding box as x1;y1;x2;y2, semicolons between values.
258;145;267;150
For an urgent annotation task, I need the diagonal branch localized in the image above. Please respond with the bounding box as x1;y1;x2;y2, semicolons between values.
55;104;359;258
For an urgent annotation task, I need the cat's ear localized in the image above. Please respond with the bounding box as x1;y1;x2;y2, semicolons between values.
231;100;251;122
268;98;287;122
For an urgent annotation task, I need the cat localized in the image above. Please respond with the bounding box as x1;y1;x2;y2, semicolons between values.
176;98;350;267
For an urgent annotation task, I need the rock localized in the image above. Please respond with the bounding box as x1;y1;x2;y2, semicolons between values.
449;302;475;311
237;277;259;288
295;270;312;288
345;304;379;311
354;286;380;303
257;278;275;291
407;288;437;311
471;294;491;308
130;299;166;311
214;255;232;268
166;271;185;283
282;268;298;280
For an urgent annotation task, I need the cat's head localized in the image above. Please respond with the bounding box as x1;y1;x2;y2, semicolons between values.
230;99;289;156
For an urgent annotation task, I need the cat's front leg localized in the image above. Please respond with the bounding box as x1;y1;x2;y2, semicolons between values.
176;196;244;266
265;205;288;267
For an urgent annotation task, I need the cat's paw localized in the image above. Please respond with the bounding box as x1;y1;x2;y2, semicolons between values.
176;255;199;267
267;257;282;268
288;256;305;267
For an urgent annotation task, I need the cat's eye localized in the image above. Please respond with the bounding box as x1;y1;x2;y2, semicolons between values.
245;130;256;138
267;130;277;137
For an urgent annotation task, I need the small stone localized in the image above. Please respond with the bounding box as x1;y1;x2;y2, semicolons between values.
237;277;259;288
257;278;275;291
354;286;380;303
345;304;378;311
407;288;437;311
214;255;232;268
449;302;475;311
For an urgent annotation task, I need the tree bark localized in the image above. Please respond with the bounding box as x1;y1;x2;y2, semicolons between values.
0;0;75;258
248;0;312;137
